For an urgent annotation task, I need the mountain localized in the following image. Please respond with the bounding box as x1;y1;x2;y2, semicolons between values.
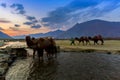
31;30;64;38
13;30;64;39
0;31;12;39
57;19;120;39
12;35;27;39
13;19;120;39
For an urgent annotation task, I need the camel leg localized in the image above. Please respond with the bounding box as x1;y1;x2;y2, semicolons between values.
47;52;51;60
94;40;99;45
94;41;95;45
88;41;91;45
82;41;84;45
79;41;81;45
51;46;57;58
45;49;51;59
33;49;36;59
86;41;88;45
54;46;57;58
101;39;104;45
94;41;97;45
97;40;99;45
37;49;44;61
86;41;90;45
96;42;99;45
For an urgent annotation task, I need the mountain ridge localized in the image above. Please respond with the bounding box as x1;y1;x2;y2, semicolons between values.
57;19;120;39
13;19;120;39
0;31;13;39
13;30;64;39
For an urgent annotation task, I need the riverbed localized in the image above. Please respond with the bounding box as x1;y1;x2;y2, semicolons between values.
5;52;120;80
0;41;120;80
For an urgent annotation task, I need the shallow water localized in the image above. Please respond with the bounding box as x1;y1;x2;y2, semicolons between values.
5;52;120;80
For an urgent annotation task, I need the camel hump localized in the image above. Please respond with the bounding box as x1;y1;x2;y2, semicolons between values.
48;37;56;45
39;38;45;42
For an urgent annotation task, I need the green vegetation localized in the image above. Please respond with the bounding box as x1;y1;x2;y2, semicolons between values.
56;40;120;53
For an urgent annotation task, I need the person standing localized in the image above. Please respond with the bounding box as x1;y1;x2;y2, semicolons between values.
70;37;75;45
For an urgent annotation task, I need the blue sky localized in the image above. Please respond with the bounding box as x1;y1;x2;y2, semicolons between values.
0;0;120;36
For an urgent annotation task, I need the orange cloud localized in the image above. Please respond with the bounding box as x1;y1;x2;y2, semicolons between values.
2;29;20;36
2;27;50;36
2;29;30;36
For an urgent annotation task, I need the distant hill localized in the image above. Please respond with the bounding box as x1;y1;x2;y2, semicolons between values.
0;31;12;39
30;30;64;38
13;19;120;39
13;30;64;39
57;19;120;39
12;35;27;39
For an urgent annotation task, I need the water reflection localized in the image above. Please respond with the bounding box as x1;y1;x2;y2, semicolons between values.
5;52;120;80
5;58;30;80
28;59;59;80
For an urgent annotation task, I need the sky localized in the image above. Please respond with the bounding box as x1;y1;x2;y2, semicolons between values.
0;0;120;36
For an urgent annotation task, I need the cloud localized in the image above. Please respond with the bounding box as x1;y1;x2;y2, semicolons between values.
41;0;100;28
1;3;7;8
23;16;40;28
0;19;11;23
87;1;120;17
25;16;38;23
24;21;41;29
14;24;20;27
10;3;26;14
0;2;42;31
23;22;33;25
9;27;19;31
41;0;120;30
31;24;41;29
0;3;42;29
23;20;38;25
26;16;36;21
9;3;42;29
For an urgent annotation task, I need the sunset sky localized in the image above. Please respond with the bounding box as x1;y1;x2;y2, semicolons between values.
0;0;120;36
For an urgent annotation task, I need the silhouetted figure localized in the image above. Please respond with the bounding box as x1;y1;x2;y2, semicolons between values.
70;38;75;45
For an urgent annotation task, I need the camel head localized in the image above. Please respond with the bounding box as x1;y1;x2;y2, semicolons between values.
25;36;34;48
